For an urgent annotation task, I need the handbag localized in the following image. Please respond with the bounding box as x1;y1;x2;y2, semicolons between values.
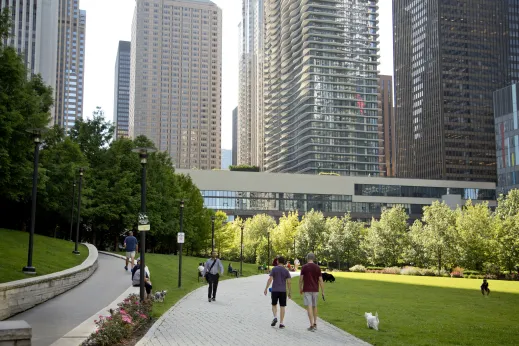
205;259;218;279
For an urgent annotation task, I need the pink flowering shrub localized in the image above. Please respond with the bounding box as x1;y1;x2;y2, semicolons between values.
451;267;464;278
82;294;153;346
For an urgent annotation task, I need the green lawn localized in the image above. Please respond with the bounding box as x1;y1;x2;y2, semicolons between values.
111;251;262;317
291;272;519;346
0;229;88;283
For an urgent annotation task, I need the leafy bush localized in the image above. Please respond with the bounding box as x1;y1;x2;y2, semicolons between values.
420;268;437;277
464;270;481;276
229;164;260;172
505;273;519;281
82;294;153;346
439;268;450;277
366;266;384;271
483;263;501;276
484;274;498;280
451;266;464;278
349;264;366;272
382;267;401;275
401;266;421;276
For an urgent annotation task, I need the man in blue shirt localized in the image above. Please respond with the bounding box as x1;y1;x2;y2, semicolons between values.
203;251;224;302
124;231;138;271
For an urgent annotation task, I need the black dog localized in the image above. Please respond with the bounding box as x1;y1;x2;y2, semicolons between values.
322;272;335;283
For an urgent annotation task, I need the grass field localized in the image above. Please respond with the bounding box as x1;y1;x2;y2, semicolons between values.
290;272;519;346
111;251;262;317
0;229;88;283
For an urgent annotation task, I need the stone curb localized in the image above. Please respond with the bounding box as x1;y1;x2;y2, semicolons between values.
0;244;98;321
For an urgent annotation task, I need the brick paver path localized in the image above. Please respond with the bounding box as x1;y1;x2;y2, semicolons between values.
137;272;370;346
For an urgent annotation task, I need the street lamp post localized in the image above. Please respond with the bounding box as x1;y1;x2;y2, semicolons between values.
211;215;215;253
132;147;156;302
240;224;244;275
69;180;76;241
73;168;84;255
23;128;46;274
178;200;184;288
267;231;270;272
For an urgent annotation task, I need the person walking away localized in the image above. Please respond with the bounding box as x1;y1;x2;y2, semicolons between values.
124;231;138;271
299;253;325;331
203;251;224;302
131;258;152;297
264;256;291;329
294;258;300;271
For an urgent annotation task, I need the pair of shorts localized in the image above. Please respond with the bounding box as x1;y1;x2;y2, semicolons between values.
303;292;318;307
271;291;287;307
126;251;136;259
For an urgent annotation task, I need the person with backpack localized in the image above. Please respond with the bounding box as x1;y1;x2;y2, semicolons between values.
203;251;224;302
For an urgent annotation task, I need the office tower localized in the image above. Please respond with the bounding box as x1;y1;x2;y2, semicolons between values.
394;0;510;182
114;41;131;139
54;0;86;130
130;0;222;170
263;0;383;175
379;75;396;176
494;84;519;195
221;149;232;169
238;0;264;169
232;106;238;165
0;0;59;93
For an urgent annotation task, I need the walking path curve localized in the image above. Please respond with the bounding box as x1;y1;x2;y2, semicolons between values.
8;253;131;346
137;272;369;346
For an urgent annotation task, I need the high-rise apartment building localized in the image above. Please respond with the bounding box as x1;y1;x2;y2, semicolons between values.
54;0;86;130
114;41;131;138
379;75;396;176
232;106;238;165
263;0;383;175
0;0;59;93
394;0;510;182
130;0;222;170
238;0;264;168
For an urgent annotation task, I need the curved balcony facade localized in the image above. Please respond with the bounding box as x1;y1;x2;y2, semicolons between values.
264;0;384;176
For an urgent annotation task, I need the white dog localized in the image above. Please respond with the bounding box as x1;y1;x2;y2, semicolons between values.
364;312;379;331
153;290;168;302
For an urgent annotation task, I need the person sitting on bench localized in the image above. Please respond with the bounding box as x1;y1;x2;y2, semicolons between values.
228;263;239;277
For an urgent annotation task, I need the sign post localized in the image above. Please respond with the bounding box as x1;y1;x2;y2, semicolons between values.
177;232;185;288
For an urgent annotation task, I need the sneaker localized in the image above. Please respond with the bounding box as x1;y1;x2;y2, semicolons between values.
279;324;285;329
271;317;278;326
124;266;128;271
208;298;212;302
307;326;315;332
313;323;317;330
212;297;215;301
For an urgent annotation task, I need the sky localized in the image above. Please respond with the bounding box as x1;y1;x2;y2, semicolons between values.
81;0;393;150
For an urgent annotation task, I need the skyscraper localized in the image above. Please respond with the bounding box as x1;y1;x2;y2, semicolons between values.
263;0;383;175
379;75;396;176
114;41;131;139
232;106;238;165
54;0;86;130
394;0;509;182
130;0;222;170
0;0;59;93
238;0;264;168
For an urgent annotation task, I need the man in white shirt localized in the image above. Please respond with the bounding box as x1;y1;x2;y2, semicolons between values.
203;251;224;302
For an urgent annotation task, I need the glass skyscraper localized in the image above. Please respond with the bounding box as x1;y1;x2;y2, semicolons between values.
263;0;383;175
394;0;511;182
114;41;131;139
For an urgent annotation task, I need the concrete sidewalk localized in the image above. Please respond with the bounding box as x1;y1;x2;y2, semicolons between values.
137;272;369;346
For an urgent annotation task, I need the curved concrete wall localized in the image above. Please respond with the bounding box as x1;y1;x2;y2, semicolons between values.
0;244;98;321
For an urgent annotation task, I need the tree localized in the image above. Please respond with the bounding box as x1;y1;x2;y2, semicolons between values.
243;214;276;264
456;201;495;270
272;211;299;259
0;8;53;203
296;209;326;259
364;206;408;266
404;220;429;268
213;210;235;257
494;191;519;273
341;214;365;269
420;201;459;272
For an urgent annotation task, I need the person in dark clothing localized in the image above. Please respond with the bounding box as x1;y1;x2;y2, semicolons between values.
481;279;490;296
132;258;152;296
203;251;224;302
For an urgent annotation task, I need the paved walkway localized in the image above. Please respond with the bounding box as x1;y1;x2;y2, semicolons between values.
8;253;132;346
137;272;369;346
